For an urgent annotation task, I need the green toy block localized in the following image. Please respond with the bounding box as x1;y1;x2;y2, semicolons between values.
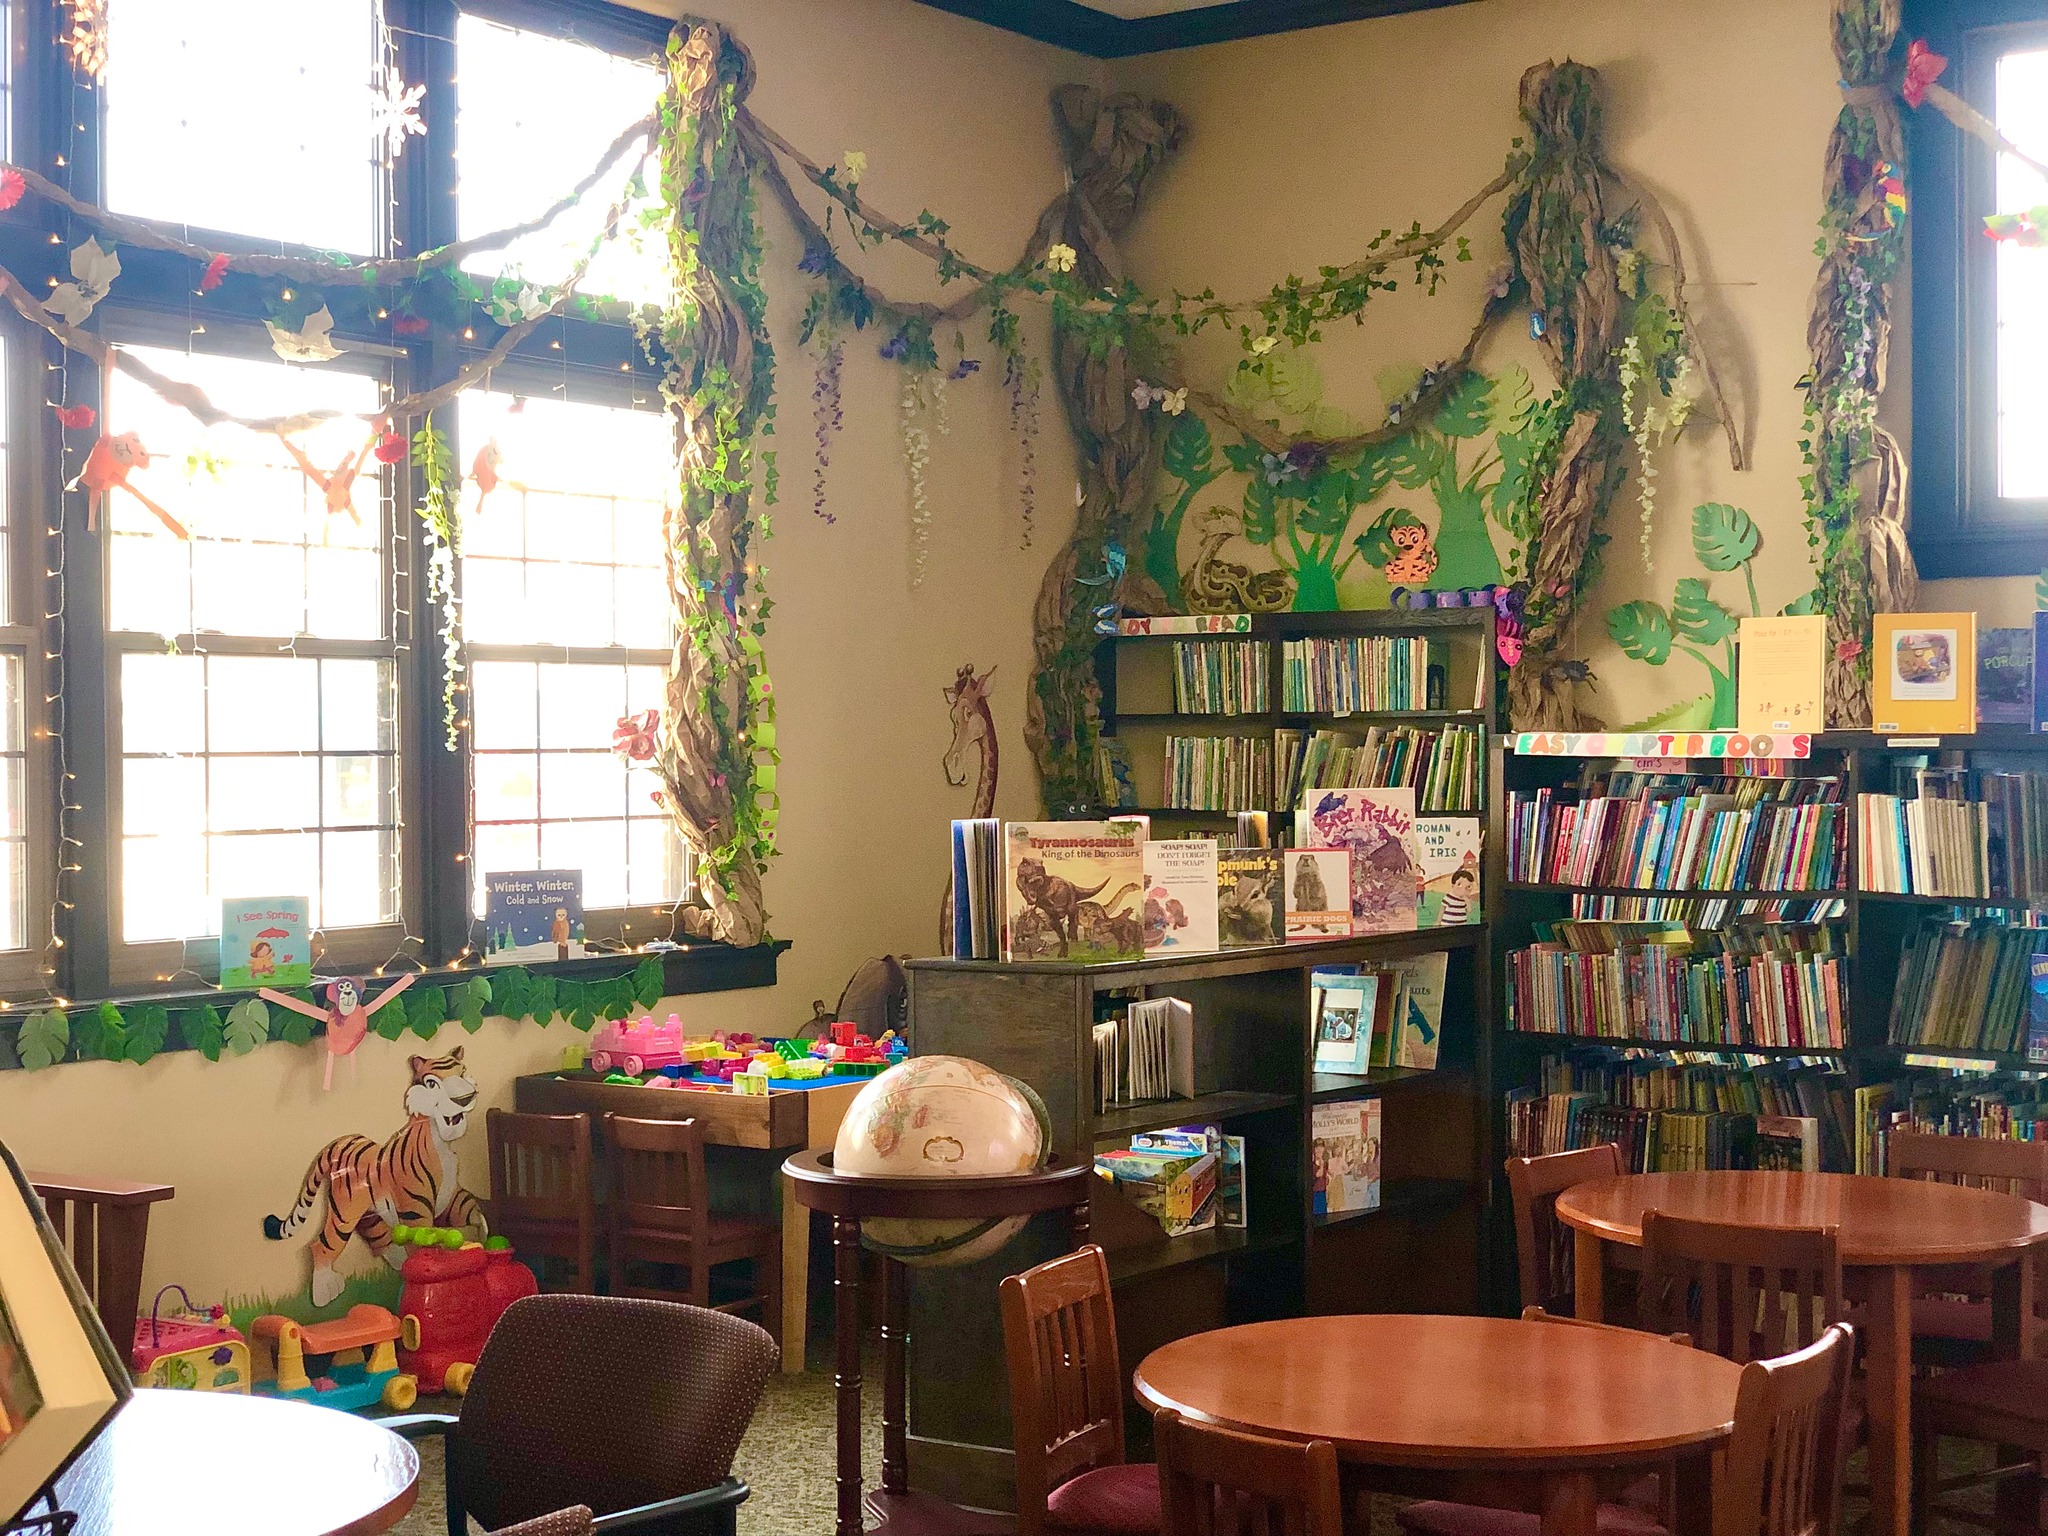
773;1038;807;1061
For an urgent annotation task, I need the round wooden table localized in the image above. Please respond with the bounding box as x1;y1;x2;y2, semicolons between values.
52;1389;418;1536
1556;1170;2048;1536
1134;1314;1743;1536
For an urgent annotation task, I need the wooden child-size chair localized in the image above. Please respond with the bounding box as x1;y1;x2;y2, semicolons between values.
1639;1211;1845;1363
485;1109;596;1294
1888;1129;2048;1364
600;1114;780;1332
1000;1244;1161;1536
1154;1408;1342;1536
1506;1143;1625;1316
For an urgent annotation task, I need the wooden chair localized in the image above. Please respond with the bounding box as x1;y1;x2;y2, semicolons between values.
1912;1356;2048;1532
485;1109;595;1295
1640;1211;1844;1363
1154;1408;1341;1536
1888;1129;2048;1364
28;1171;175;1346
1505;1144;1626;1317
601;1114;780;1332
1000;1245;1160;1536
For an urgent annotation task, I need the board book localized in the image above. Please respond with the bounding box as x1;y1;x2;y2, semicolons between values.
1003;821;1146;963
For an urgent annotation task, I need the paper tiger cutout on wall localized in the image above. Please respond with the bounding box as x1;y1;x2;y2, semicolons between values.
262;1047;489;1306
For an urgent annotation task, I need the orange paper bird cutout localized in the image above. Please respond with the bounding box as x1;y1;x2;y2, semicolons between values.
469;438;504;515
278;429;378;526
72;433;187;538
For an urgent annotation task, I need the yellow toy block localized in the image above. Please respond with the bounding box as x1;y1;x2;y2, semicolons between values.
732;1072;770;1096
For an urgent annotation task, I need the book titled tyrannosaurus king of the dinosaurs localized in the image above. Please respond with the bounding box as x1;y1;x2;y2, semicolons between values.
1002;820;1147;964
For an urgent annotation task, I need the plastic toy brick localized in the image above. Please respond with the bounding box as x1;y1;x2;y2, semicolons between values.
784;1057;826;1080
773;1038;807;1061
732;1072;770;1096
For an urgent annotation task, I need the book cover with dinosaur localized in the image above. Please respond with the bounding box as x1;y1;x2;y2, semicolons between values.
1003;822;1146;964
1297;788;1420;934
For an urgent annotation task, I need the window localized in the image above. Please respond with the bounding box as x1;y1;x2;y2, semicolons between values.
1906;2;2048;574
0;0;697;1002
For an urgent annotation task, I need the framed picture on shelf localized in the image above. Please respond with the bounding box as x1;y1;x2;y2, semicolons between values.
0;1141;131;1526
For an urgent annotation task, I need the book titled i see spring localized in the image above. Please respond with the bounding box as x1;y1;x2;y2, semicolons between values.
219;896;312;989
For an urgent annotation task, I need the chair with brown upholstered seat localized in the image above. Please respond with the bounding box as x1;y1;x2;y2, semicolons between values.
602;1113;780;1331
1506;1143;1626;1316
1888;1129;2048;1365
491;1509;594;1536
486;1108;596;1294
386;1293;778;1535
1001;1244;1161;1536
1154;1408;1342;1536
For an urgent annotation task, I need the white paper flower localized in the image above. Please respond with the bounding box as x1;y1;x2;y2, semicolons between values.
1249;334;1277;356
842;150;868;180
1044;243;1077;273
1161;388;1188;416
44;238;120;325
485;284;553;325
266;305;341;363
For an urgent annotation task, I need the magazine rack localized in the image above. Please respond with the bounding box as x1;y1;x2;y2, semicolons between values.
782;1149;1091;1536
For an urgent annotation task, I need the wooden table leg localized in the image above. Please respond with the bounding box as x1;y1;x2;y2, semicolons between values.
780;1171;809;1373
882;1256;908;1496
1672;1450;1712;1536
1539;1471;1597;1536
1991;1257;2040;1530
1862;1264;1911;1536
832;1214;865;1536
1070;1190;1091;1249
1574;1229;1607;1324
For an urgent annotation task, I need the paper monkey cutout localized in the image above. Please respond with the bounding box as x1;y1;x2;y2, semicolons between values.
261;974;417;1090
72;433;187;538
278;429;379;526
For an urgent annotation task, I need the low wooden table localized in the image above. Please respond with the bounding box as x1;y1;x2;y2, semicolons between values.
514;1071;862;1371
1134;1314;1742;1536
1556;1169;2048;1536
53;1390;417;1536
782;1149;1093;1536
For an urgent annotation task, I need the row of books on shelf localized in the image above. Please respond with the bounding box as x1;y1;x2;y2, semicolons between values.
1171;639;1269;713
1281;634;1449;713
1857;765;2048;902
1505;921;1848;1050
1885;918;2048;1060
1310;953;1449;1074
1094;1124;1247;1238
1509;1048;1855;1170
1568;894;1850;925
1163;735;1273;811
1276;723;1481;815
949;792;1482;962
1505;770;1847;892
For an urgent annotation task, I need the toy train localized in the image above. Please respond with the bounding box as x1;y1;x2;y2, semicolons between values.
578;1014;907;1090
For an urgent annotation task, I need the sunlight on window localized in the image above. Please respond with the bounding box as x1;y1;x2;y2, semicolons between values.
456;13;666;308
104;0;378;252
1996;47;2048;498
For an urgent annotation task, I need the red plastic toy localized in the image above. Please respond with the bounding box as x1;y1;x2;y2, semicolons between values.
392;1229;538;1393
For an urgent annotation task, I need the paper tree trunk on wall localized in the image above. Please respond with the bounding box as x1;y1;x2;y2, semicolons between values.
1810;0;1918;726
1025;86;1184;816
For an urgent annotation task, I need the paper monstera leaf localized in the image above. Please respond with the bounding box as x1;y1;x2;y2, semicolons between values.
44;238;120;325
266;305;340;363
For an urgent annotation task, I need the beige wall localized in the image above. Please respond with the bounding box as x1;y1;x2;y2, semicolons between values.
0;0;1100;1307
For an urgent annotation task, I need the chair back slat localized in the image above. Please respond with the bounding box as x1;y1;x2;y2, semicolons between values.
1155;1408;1342;1536
602;1114;711;1240
1506;1144;1623;1316
1889;1129;2048;1203
487;1110;593;1225
1715;1323;1853;1536
1641;1212;1843;1364
1001;1245;1128;1536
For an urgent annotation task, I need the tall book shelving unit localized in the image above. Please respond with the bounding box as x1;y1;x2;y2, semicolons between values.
898;606;1499;1515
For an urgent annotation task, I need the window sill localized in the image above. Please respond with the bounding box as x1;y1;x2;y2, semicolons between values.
0;939;788;1071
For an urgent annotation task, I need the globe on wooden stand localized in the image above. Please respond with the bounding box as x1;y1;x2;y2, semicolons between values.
785;1055;1092;1536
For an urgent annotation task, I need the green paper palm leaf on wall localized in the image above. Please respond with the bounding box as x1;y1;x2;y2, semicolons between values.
1610;501;1771;731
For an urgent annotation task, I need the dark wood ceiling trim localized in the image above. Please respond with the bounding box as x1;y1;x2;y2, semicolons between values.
910;0;1477;58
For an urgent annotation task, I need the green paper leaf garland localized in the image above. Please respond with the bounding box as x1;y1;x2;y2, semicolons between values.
183;1006;226;1062
632;956;665;1010
124;1004;170;1065
18;1009;68;1071
224;998;269;1056
459;976;492;1034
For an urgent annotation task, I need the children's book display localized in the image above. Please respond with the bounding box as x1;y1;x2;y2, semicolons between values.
1311;969;1383;1074
1284;848;1351;940
0;1141;130;1528
1735;616;1825;736
219;895;312;988
950;817;1002;959
1417;817;1481;926
482;870;585;964
1144;839;1220;953
1310;1099;1382;1215
1872;612;1977;736
1979;627;2033;726
1003;821;1147;963
1092;997;1195;1109
1094;1124;1244;1239
1216;846;1284;947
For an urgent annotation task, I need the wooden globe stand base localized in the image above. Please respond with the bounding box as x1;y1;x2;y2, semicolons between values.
783;1149;1093;1536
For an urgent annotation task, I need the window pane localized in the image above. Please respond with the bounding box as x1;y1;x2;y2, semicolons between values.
121;653;398;941
104;0;379;251
457;390;673;650
456;13;665;306
110;348;384;641
0;655;25;949
1996;45;2048;497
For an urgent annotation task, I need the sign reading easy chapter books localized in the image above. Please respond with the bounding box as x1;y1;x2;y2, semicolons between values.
483;870;584;965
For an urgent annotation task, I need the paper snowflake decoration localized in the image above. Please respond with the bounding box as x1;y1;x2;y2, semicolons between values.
371;70;426;159
66;0;108;83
